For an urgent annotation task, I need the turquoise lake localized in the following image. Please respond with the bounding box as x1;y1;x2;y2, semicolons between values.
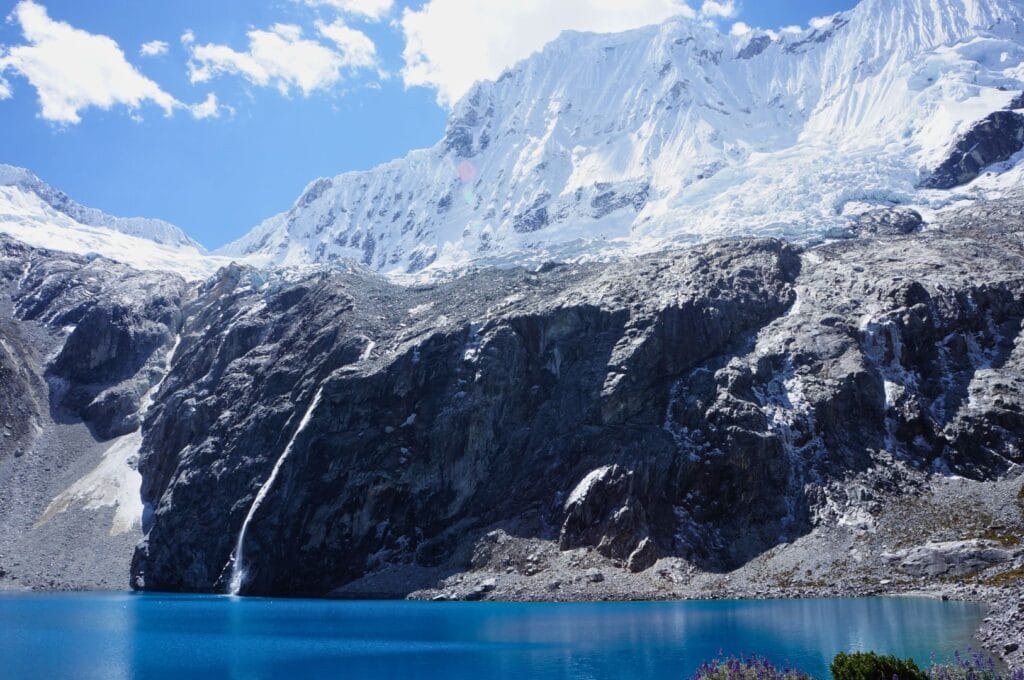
0;594;985;679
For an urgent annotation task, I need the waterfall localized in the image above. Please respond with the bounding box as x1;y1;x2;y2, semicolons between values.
144;335;182;412
227;386;325;596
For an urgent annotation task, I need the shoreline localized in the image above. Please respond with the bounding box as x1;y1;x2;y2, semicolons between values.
2;580;1018;672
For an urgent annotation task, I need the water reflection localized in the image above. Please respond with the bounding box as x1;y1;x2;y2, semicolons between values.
0;594;985;680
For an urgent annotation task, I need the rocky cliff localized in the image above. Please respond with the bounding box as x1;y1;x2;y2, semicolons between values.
0;236;185;589
123;195;1024;599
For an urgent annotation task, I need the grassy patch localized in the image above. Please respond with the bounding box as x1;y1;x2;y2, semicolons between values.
980;526;1022;548
983;565;1024;587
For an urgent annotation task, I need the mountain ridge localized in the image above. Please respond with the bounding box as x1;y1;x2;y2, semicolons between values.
0;164;232;279
219;0;1024;275
0;164;203;251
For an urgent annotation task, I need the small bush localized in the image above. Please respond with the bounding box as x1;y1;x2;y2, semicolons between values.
692;655;814;680
831;652;928;680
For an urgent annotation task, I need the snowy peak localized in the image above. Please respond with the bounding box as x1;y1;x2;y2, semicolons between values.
0;165;203;250
0;164;232;279
226;0;1024;275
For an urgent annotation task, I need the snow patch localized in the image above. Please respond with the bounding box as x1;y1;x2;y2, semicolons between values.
36;335;182;536
565;465;613;509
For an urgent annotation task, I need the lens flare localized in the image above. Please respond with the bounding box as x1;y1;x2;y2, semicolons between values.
457;160;476;183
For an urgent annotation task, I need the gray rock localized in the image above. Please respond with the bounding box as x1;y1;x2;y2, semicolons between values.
737;35;772;60
852;208;925;236
883;541;1012;578
627;538;660;573
559;465;651;563
464;578;497;600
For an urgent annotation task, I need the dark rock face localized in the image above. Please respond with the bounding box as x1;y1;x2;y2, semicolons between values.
0;325;44;458
133;239;801;595
922;111;1024;189
0;237;186;441
1009;92;1024;111
129;204;1024;596
559;465;652;562
513;193;552;233
4;198;1024;602
737;35;772;60
444;86;494;159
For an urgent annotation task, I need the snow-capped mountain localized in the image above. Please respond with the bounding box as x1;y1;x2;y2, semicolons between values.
0;165;202;250
221;0;1024;274
0;165;228;279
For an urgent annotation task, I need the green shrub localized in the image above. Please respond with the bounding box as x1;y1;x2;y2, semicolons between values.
831;652;928;680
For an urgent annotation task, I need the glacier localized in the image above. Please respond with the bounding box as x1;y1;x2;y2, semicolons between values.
219;0;1024;276
0;165;232;280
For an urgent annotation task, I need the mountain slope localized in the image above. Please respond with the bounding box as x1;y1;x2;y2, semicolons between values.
0;165;227;280
221;0;1024;275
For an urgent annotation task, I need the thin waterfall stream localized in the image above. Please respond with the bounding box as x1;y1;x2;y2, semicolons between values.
228;386;326;595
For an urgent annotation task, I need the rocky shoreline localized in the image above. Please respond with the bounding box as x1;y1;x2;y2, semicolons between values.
3;567;1018;671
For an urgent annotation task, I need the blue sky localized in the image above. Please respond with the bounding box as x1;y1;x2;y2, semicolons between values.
0;0;857;249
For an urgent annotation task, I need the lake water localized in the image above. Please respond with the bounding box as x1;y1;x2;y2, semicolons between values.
0;594;985;679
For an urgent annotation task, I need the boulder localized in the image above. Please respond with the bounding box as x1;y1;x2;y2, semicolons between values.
627;537;660;573
559;465;652;563
852;208;925;237
883;540;1012;578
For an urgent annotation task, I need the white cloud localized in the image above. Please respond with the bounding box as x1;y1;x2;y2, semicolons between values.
0;2;223;124
181;29;195;46
729;21;751;36
189;92;225;119
809;15;835;30
781;25;803;35
401;0;697;106
0;0;180;123
140;40;169;57
701;1;737;19
316;19;377;68
297;0;394;22
187;21;377;96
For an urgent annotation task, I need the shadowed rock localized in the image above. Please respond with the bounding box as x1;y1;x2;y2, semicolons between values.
921;111;1024;189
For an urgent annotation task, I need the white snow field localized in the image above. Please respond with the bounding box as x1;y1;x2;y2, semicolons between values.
221;0;1024;275
0;165;231;280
